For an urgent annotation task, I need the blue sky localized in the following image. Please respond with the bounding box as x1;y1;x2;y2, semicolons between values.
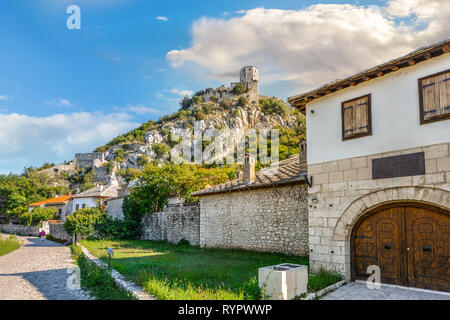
0;0;447;173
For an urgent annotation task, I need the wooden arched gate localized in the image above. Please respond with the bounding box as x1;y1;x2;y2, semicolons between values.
351;202;450;292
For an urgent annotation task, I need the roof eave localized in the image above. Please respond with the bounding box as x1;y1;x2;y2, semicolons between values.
193;176;307;197
288;40;450;112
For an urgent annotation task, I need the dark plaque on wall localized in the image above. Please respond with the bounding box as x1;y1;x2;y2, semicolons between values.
372;152;425;179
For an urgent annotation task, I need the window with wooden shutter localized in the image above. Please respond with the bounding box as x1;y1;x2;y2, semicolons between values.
419;69;450;124
341;94;372;140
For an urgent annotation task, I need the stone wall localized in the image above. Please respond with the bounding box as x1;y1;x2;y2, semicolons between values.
49;223;71;241
75;152;105;168
0;224;39;236
107;197;125;220
307;141;450;279
199;184;309;256
141;203;200;246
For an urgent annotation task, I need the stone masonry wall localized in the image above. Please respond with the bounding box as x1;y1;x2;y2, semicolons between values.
0;224;39;236
74;152;105;168
141;203;200;246
199;184;309;256
107;197;125;220
49;223;71;241
307;141;450;279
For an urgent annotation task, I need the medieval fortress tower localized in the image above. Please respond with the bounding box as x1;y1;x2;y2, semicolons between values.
200;66;259;104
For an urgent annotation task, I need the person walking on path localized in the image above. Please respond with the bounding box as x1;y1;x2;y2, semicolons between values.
39;229;46;242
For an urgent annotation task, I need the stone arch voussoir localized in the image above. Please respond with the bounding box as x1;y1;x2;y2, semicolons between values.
332;186;450;241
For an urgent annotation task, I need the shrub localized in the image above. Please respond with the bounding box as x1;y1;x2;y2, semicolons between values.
179;96;192;110
137;155;149;167
209;95;218;103
220;99;232;109
64;207;106;239
191;95;203;105
259;98;289;117
19;207;58;226
114;148;126;163
95;217;140;240
237;96;249;106
232;82;247;95
152;143;171;159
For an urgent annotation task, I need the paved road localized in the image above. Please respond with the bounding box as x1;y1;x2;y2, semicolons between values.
321;281;450;300
0;236;90;300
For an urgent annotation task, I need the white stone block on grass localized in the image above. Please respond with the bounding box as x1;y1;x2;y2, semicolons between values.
258;263;308;300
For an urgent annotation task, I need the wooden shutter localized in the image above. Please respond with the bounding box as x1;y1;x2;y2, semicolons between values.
343;101;355;138
355;96;369;134
342;94;371;140
438;71;450;116
421;75;440;120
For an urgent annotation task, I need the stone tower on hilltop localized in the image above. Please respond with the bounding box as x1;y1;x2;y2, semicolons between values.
200;66;260;104
240;66;259;96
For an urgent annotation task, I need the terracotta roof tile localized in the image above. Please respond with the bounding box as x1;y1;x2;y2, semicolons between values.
27;194;72;207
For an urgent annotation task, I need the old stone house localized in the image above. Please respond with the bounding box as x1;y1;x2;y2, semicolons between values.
192;151;310;256
27;194;73;221
288;39;450;292
70;184;119;212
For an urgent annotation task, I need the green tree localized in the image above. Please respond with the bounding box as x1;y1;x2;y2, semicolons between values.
64;207;106;239
19;207;58;226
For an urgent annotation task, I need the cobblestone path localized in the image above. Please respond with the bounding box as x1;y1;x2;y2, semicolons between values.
321;281;450;300
0;236;90;300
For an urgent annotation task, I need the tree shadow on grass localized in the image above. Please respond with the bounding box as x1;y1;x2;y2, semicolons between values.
102;244;309;300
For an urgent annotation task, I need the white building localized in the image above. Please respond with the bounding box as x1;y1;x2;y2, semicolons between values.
288;39;450;292
71;184;119;212
27;195;73;221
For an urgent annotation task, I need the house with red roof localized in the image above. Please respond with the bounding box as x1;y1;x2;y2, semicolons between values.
27;194;73;221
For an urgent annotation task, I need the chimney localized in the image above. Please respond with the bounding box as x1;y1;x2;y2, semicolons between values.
243;153;256;183
299;140;307;168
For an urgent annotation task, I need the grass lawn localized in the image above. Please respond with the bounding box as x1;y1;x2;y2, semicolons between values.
70;245;136;300
0;235;21;257
82;239;342;300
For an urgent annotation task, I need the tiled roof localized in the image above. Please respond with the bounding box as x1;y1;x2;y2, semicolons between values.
288;39;450;112
192;154;307;196
71;185;119;199
27;195;72;207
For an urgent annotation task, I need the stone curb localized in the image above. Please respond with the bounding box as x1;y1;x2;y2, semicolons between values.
301;280;347;300
79;244;156;300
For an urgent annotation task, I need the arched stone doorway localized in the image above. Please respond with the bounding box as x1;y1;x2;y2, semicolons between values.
328;187;450;289
351;202;449;291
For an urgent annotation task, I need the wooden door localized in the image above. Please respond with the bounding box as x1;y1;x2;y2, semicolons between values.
405;206;450;292
353;206;406;286
352;203;450;291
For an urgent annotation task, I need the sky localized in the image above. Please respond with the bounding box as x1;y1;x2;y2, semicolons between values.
0;0;448;173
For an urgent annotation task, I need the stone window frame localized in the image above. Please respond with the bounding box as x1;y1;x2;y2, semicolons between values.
418;68;450;125
341;94;373;141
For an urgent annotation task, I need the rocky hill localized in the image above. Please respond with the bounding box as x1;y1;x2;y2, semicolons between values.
94;95;304;183
33;93;305;190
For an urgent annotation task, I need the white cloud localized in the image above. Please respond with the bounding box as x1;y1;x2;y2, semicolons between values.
167;0;450;93
44;98;73;107
0;94;9;101
0;112;138;173
156;16;169;21
164;88;194;97
127;104;165;115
